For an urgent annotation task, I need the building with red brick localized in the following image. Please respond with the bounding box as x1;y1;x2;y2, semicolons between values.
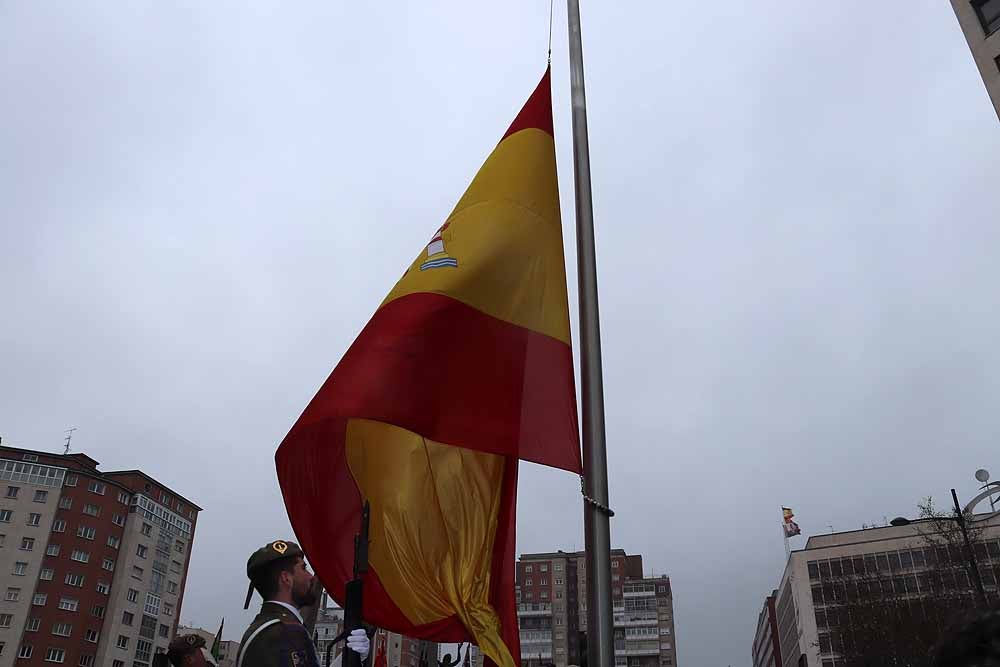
0;445;199;667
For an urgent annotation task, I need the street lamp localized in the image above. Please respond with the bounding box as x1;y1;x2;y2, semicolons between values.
891;488;988;608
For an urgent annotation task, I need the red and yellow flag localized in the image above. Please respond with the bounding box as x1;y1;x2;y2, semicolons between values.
275;69;581;667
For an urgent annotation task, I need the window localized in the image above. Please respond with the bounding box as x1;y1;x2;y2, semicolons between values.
18;645;32;659
167;581;178;594
612;575;620;582
6;588;20;601
88;481;105;495
114;662;124;667
554;563;563;571
71;549;90;562
59;497;73;510
65;475;78;487
136;545;148;559
13;561;27;575
540;578;548;585
118;492;129;504
22;454;39;462
127;588;139;602
58;598;79;612
163;603;173;616
973;0;1000;36
160;493;169;505
80;656;95;666
26;618;40;632
77;525;96;540
107;535;120;549
132;566;144;580
612;560;620;569
141;523;152;537
33;593;47;606
0;534;5;545
103;558;114;571
40;568;53;580
52;519;66;533
27;513;41;526
139;615;156;640
170;560;182;574
83;504;100;517
144;593;161;616
525;565;533;573
175;540;185;554
97;581;110;594
158;625;169;639
116;635;129;650
45;647;67;662
556;578;564;585
0;615;10;628
34;490;48;503
540;564;549;572
91;606;105;618
52;623;72;637
122;611;134;626
65;572;85;587
113;514;125;527
0;510;11;522
46;544;60;556
85;629;99;643
136;639;152;662
6;486;19;498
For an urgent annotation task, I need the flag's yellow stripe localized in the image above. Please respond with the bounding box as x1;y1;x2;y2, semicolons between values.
382;129;570;345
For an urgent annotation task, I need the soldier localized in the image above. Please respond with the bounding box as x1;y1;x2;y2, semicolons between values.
166;633;218;666
237;540;369;667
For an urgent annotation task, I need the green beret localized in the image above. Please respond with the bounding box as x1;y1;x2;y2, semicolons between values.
244;540;304;608
167;634;205;661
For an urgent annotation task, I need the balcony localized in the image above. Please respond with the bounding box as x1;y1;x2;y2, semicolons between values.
622;584;656;598
521;650;553;660
519;631;553;645
616;612;659;628
517;603;552;617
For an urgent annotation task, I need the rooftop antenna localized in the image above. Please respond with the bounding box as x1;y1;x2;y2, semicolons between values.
63;428;77;455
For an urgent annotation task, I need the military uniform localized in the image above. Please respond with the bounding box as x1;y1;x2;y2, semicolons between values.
238;601;320;667
166;633;216;666
237;541;321;667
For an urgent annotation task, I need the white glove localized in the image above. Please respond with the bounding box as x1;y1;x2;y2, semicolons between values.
347;629;370;659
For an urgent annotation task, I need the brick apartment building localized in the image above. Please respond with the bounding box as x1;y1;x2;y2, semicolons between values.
0;444;200;667
516;549;677;667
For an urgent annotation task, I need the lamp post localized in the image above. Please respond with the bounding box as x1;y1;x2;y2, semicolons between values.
892;487;988;608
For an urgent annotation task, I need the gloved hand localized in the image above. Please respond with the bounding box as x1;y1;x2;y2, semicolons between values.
347;629;370;659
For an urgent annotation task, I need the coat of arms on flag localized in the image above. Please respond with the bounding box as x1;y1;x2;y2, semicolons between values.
782;507;801;537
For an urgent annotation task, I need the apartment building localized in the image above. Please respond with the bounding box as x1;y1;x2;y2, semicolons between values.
751;593;781;667
0;445;200;667
516;550;676;667
951;0;1000;119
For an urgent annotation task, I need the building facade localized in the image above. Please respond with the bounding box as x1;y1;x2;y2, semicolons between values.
751;593;782;667
516;550;676;667
951;0;1000;119
0;445;200;667
763;512;1000;667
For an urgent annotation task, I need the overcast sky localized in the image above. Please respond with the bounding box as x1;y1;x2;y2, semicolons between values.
2;2;999;665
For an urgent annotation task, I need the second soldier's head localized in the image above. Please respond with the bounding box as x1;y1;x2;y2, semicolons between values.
249;540;317;609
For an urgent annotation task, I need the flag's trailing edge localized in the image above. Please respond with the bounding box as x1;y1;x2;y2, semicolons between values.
782;507;801;537
276;68;581;667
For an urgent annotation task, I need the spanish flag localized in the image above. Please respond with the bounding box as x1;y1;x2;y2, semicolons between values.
276;68;581;667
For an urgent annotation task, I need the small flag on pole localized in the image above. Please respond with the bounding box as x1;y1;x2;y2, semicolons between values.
782;507;801;537
211;617;224;661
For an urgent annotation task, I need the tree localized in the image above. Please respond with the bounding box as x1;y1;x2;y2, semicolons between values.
816;498;993;667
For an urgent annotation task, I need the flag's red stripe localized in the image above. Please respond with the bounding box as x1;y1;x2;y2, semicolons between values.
285;291;582;473
500;68;553;141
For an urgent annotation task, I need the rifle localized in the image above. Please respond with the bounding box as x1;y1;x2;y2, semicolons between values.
330;501;370;667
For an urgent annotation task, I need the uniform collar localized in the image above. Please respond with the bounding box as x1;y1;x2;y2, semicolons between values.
264;600;304;624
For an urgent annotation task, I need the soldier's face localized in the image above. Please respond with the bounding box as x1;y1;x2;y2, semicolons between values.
290;557;318;608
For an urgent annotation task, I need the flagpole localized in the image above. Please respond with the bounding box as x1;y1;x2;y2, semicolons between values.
566;4;614;667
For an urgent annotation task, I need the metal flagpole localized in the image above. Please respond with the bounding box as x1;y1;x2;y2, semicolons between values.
566;4;614;667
